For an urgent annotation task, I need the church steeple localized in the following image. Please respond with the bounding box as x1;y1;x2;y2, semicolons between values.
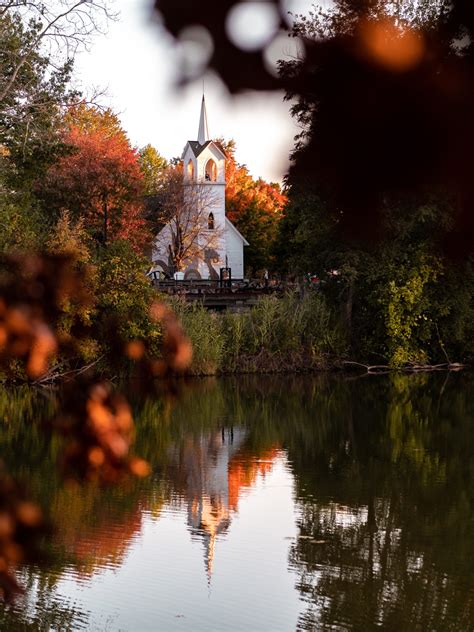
198;95;209;145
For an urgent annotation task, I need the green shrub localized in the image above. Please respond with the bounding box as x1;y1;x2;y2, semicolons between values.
171;300;225;375
171;291;345;375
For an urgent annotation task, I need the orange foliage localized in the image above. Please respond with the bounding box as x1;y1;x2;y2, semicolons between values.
42;108;149;253
57;381;151;484
225;147;287;221
223;142;287;271
0;301;57;379
0;472;47;601
149;301;193;375
0;254;93;380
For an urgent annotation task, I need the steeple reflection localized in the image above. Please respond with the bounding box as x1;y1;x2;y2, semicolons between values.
165;427;280;581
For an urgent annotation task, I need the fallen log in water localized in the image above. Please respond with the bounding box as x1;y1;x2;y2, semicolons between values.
342;361;467;373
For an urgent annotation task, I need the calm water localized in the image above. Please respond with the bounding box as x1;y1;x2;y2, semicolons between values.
1;373;474;630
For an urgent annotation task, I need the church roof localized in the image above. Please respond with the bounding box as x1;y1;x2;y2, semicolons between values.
188;140;212;157
184;139;227;160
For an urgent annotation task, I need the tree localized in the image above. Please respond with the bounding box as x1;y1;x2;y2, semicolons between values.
268;2;474;365
279;1;474;254
0;184;46;255
0;0;115;184
152;164;223;277
0;0;117;257
0;0;114;105
153;0;474;254
138;144;168;196
0;12;71;188
223;141;286;274
97;240;161;349
40;105;149;252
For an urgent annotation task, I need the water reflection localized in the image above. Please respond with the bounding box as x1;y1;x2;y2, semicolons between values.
0;373;473;630
283;373;474;631
165;427;280;581
170;429;246;580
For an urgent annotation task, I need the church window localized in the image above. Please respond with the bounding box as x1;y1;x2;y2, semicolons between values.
208;213;215;230
187;159;195;180
205;159;217;182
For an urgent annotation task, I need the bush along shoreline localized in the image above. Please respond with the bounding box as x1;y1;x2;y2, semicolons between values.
1;251;469;384
169;290;471;378
170;293;347;376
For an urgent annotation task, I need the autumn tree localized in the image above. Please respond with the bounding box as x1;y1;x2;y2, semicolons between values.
40;105;149;252
0;0;118;259
223;141;286;274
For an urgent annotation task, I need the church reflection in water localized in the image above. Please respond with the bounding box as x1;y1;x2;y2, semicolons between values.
47;425;280;585
165;428;280;581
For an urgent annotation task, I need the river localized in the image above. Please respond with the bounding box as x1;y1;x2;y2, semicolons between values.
0;373;473;630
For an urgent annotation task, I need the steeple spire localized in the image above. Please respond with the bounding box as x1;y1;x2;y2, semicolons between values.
198;95;209;145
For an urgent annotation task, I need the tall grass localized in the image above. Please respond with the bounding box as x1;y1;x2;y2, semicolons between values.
171;301;225;375
170;292;346;376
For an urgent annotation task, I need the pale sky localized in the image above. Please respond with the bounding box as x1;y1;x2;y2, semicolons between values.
74;0;324;183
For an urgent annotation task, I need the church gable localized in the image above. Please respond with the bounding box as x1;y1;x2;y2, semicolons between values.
200;142;226;162
185;140;213;158
183;141;225;184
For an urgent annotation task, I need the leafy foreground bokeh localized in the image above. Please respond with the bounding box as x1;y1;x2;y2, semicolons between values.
0;253;192;599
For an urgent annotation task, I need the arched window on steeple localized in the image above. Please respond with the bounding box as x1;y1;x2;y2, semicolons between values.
187;159;195;180
208;213;215;230
205;159;217;182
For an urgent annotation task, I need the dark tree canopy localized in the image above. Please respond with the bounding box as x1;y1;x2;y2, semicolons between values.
153;0;474;255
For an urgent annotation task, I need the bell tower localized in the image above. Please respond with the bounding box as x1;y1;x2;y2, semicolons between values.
181;96;227;279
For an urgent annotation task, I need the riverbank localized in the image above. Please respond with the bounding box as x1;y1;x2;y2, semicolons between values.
171;293;346;376
0;288;469;385
171;294;470;377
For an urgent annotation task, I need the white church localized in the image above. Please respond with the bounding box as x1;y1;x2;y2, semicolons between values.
151;97;249;280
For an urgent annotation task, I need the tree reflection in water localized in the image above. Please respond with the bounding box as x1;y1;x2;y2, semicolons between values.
281;373;474;631
0;373;473;630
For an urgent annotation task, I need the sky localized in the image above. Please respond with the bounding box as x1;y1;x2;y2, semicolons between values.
74;0;324;183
